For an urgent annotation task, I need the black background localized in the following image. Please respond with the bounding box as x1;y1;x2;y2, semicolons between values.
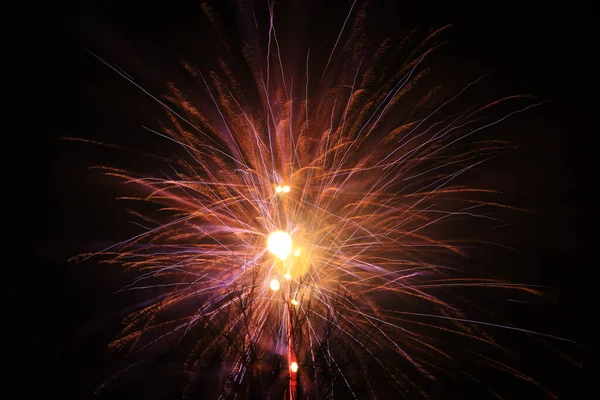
6;0;596;398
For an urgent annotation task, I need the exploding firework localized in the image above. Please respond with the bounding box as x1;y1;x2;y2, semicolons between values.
71;1;580;399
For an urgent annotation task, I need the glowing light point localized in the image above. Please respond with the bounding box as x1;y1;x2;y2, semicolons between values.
291;299;299;306
293;249;301;257
284;272;292;280
290;361;298;373
267;231;293;260
275;184;290;194
269;279;280;291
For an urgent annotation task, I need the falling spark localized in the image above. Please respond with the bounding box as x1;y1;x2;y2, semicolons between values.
269;279;281;291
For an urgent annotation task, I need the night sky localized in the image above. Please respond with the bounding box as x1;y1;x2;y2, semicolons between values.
8;0;597;398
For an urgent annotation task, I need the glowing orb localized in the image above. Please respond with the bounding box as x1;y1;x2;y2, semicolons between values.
275;184;290;194
284;273;292;280
267;231;293;260
290;361;298;373
269;279;280;291
293;249;301;257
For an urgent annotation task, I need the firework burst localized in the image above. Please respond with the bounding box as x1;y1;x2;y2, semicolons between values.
72;1;577;398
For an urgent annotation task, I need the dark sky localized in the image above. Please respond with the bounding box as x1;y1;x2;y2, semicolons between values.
7;0;597;398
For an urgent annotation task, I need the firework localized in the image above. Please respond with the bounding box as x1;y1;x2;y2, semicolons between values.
74;1;576;398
